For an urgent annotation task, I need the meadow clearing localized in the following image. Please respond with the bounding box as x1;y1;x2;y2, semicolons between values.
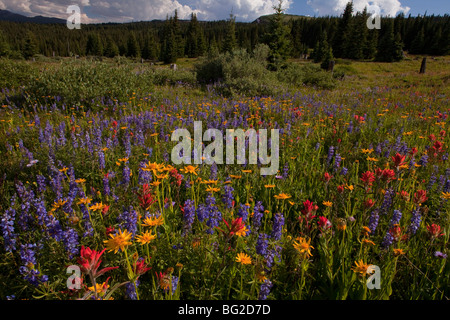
0;54;449;300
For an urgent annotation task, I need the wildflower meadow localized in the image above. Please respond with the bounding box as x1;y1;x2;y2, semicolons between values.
0;54;449;301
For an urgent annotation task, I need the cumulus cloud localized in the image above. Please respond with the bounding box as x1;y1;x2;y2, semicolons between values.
306;0;410;16
0;0;292;23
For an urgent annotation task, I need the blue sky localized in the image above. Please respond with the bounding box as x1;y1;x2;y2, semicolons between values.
287;0;449;17
0;0;448;23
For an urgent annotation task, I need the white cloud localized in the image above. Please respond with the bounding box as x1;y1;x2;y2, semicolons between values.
0;0;292;23
307;0;410;16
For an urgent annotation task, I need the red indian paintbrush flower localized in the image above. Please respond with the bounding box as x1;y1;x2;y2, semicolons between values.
77;246;118;278
317;216;332;231
391;153;406;168
323;172;333;183
360;171;376;186
427;224;444;239
381;169;396;182
133;259;151;278
413;190;428;205
217;217;245;237
138;184;156;211
364;198;375;208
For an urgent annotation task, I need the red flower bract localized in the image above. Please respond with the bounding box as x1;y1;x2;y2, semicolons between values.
360;171;376;186
413;190;428;205
77;246;118;278
391;153;406;168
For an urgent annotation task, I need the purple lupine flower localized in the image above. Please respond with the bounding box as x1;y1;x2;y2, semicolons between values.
408;207;422;235
205;195;221;235
258;279;273;300
103;173;111;196
382;209;402;248
62;228;79;259
122;165;131;187
271;213;284;240
1;203;17;252
334;153;342;169
282;162;289;179
418;154;428;167
252;201;264;230
98;150;105;170
256;233;269;256
237;203;250;222
326;146;335;166
125;280;140;300
222;184;234;209
368;209;380;235
117;206;138;237
182;199;195;236
19;243;48;286
380;188;395;215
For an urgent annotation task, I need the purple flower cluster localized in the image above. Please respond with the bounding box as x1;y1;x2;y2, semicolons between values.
19;243;48;286
252;201;264;231
258;279;273;300
182;199;195;236
117;206;138;237
271;213;284;240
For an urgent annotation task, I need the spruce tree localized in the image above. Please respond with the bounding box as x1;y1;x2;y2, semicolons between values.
86;33;103;56
127;33;140;58
223;14;237;54
333;2;353;58
161;16;177;64
104;36;119;58
23;31;38;59
409;26;425;54
265;0;291;71
186;13;200;58
0;30;10;57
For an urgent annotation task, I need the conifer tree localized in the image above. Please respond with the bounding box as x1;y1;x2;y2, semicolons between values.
127;33;140;58
23;31;38;59
223;13;237;54
86;33;103;56
0;30;10;57
265;0;291;70
333;1;353;58
104;36;119;58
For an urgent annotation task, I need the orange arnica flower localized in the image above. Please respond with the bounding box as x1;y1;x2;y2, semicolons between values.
236;253;252;265
103;229;132;254
293;237;314;258
142;215;164;227
274;193;291;200
351;260;372;276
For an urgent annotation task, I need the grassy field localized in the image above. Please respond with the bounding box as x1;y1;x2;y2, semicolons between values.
0;55;449;300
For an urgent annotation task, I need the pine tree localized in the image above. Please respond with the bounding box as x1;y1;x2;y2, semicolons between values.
141;34;157;60
375;20;403;62
104;36;119;58
223;13;237;54
320;46;334;70
0;30;10;57
409;26;425;54
265;0;291;70
127;33;140;58
23;31;38;59
333;2;353;58
186;13;202;58
86;33;103;56
161;16;177;64
312;31;329;63
172;10;184;58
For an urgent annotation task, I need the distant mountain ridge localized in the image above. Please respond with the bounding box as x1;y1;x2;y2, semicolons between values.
0;9;66;24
